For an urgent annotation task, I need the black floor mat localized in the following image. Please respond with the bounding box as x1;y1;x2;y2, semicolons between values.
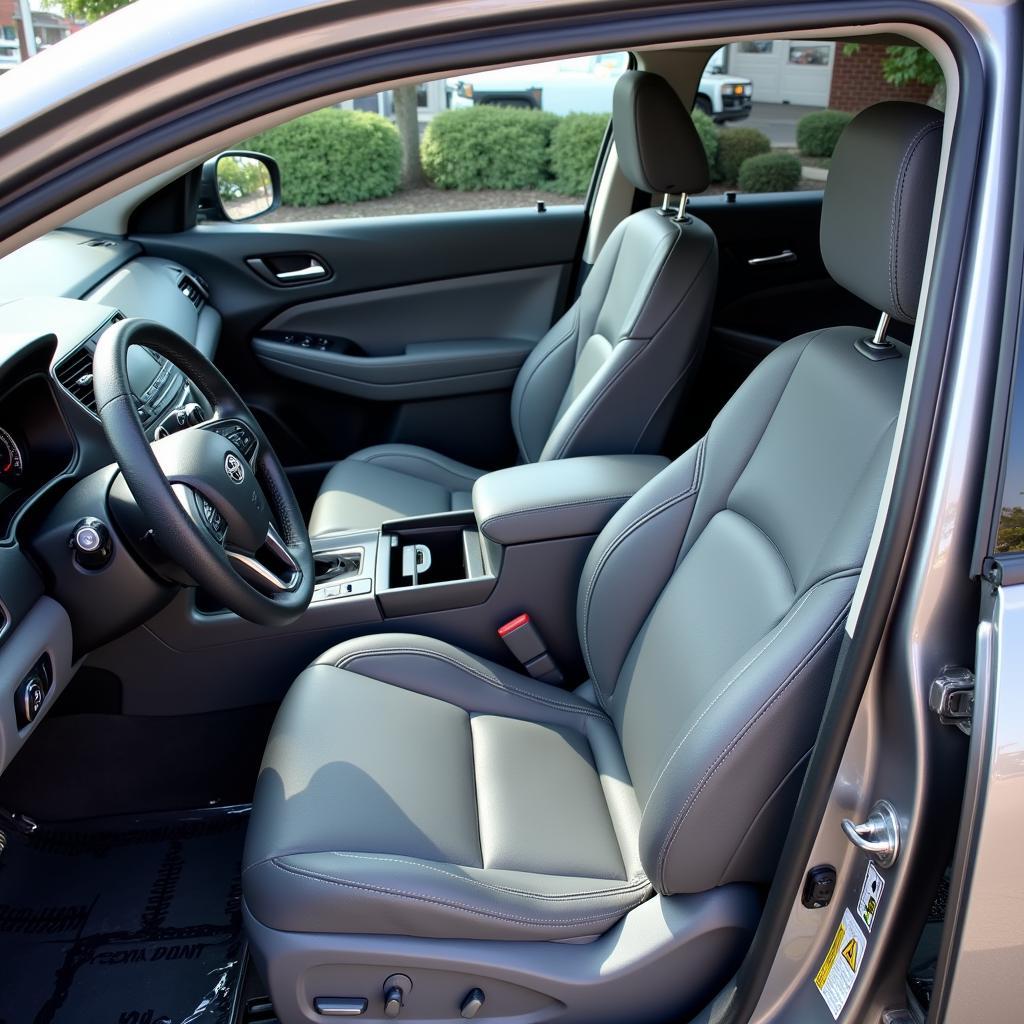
0;806;249;1024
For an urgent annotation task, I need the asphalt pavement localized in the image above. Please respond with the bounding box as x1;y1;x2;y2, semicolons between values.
734;101;819;147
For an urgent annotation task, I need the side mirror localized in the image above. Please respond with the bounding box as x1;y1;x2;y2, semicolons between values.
199;151;281;222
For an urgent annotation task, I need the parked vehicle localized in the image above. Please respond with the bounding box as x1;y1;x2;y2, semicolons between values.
452;49;752;121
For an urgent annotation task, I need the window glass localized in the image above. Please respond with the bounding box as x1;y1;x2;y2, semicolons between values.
788;43;832;66
235;53;628;224
698;38;938;196
995;375;1024;553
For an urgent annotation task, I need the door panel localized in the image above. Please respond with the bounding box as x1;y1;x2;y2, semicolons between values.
134;205;583;472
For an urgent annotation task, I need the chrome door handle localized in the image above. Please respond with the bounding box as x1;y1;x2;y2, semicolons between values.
275;259;327;281
841;800;900;868
246;255;331;286
748;249;797;266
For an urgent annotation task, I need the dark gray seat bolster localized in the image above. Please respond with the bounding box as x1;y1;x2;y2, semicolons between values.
244;634;650;941
578;327;908;894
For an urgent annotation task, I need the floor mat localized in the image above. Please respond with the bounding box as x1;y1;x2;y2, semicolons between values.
0;806;249;1024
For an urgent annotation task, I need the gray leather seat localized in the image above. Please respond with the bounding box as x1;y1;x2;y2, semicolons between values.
245;102;942;1022
309;71;717;537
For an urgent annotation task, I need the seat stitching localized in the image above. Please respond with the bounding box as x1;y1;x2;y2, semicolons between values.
356;450;482;486
641;569;857;820
655;606;850;890
514;308;580;462
580;437;706;687
480;494;635;534
322;852;650;900
267;860;648;927
888;120;942;320
334;647;606;719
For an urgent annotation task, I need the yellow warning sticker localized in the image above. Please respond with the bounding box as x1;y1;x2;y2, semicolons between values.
815;908;867;1020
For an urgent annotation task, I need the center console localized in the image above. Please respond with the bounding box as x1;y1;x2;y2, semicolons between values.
110;453;670;715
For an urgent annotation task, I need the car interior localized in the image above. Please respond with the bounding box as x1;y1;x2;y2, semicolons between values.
0;25;955;1024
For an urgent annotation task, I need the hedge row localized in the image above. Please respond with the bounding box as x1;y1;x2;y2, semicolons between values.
247;103;827;207
246;108;402;207
796;109;853;158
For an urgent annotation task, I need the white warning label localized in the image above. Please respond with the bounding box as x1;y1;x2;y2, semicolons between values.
815;907;867;1020
856;862;885;932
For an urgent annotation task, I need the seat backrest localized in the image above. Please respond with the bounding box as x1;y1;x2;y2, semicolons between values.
575;101;943;895
510;71;716;465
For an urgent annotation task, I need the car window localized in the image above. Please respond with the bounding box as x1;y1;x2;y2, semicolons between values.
237;53;628;224
695;38;942;196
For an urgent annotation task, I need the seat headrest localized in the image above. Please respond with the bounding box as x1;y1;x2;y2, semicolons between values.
821;101;943;324
612;70;710;196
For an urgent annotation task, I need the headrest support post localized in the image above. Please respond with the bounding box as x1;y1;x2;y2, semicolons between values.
869;311;893;349
674;193;689;223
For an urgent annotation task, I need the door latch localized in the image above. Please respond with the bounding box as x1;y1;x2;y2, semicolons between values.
929;666;974;735
841;800;900;868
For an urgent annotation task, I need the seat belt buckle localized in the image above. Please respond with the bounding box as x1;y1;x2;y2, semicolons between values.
497;614;563;685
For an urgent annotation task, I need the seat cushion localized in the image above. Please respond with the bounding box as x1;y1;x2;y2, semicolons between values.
243;634;651;941
308;444;485;537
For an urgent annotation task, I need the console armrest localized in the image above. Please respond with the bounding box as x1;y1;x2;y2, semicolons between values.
473;455;668;546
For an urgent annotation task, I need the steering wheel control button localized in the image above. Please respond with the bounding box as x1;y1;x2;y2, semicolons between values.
206;420;258;459
312;997;368;1017
460;988;485;1019
69;517;112;569
199;497;226;536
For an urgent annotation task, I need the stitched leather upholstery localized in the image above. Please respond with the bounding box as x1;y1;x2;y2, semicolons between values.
308;72;716;536
245;102;938;949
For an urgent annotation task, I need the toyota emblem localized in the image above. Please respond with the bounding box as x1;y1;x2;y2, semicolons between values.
224;453;246;484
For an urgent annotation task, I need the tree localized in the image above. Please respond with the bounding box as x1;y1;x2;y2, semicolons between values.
392;84;424;189
54;0;133;19
842;43;945;110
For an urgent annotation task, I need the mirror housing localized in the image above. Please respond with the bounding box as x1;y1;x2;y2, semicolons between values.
199;151;281;222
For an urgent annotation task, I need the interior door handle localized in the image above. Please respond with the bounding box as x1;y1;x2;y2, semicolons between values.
275;259;328;281
748;249;797;267
246;255;332;287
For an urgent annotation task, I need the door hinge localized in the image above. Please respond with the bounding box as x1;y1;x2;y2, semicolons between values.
929;666;975;735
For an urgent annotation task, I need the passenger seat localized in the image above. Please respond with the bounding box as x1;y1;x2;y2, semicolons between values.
309;70;717;537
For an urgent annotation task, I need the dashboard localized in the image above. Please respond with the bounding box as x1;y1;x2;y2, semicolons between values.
0;228;223;773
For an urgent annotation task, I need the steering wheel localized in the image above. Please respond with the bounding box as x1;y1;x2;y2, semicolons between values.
93;318;314;626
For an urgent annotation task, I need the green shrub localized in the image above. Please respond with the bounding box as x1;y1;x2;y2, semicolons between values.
737;152;803;193
796;109;853;158
715;127;771;185
421;106;559;190
690;108;719;183
549;112;609;196
245;108;401;206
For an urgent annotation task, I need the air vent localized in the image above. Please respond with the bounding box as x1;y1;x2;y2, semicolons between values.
178;273;207;310
55;346;97;414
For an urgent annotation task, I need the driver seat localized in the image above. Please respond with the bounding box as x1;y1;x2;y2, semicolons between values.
243;102;942;1024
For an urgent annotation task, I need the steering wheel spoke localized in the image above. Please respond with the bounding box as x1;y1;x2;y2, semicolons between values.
226;523;302;595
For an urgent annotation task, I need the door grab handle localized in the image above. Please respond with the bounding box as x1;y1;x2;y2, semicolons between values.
841;800;900;868
275;260;328;280
748;249;797;267
246;255;331;286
